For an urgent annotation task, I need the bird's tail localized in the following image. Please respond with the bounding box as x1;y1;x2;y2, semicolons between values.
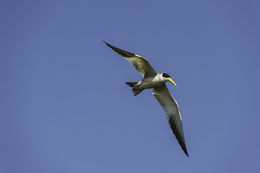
126;82;143;96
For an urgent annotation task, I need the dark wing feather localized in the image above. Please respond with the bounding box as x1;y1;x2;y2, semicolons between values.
168;115;189;157
104;41;157;77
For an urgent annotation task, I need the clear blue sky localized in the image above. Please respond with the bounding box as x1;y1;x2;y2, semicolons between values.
1;0;259;172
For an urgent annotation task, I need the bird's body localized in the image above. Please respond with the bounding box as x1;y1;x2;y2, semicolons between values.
141;74;167;88
104;41;189;157
132;74;166;89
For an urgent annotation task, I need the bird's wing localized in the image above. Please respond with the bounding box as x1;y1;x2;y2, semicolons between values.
104;41;157;77
153;84;189;157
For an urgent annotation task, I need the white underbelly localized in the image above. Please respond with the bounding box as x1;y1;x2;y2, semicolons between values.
139;80;164;89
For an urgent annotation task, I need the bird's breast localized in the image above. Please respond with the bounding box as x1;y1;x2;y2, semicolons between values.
139;79;164;89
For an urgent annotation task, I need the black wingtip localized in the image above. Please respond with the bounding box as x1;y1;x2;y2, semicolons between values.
182;144;189;157
103;40;115;50
182;143;189;157
103;41;135;57
103;40;109;46
185;150;189;158
168;117;189;158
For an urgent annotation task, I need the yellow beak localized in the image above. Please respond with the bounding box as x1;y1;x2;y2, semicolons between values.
167;78;177;87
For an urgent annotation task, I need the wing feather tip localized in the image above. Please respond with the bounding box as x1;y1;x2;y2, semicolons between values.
103;40;112;47
177;134;189;158
168;117;189;157
178;138;189;157
183;146;189;157
103;41;135;58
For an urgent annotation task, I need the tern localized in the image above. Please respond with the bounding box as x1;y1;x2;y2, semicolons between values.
104;41;189;157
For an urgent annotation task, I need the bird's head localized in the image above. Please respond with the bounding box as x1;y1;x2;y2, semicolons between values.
161;73;177;87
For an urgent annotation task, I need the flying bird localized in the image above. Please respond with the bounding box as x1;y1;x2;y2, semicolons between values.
104;41;189;157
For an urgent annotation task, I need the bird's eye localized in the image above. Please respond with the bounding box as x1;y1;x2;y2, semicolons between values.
162;73;170;78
